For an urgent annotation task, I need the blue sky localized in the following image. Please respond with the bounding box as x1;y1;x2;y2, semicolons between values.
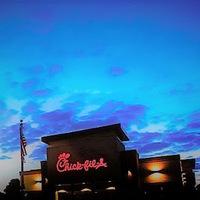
0;0;200;192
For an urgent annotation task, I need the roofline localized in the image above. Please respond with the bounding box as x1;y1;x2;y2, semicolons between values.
139;154;181;162
41;123;129;145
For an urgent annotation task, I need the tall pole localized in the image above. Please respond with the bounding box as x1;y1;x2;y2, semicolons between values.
20;120;25;194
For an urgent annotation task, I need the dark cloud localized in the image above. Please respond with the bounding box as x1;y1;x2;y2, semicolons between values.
190;111;200;122
125;139;177;158
38;109;74;124
164;131;200;154
19;100;147;145
139;142;169;154
80;101;147;128
23;102;38;113
109;67;126;76
0;124;21;153
166;131;195;143
33;109;76;136
23;78;38;88
186;111;200;131
124;140;140;150
169;84;196;96
1;99;199;168
32;89;52;96
125;125;200;160
15;101;147;157
187;122;200;129
29;144;47;161
48;64;63;76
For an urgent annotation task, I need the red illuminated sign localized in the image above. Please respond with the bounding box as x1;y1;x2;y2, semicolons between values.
56;153;108;172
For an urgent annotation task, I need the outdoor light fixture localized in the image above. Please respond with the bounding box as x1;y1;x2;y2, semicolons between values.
147;172;169;183
145;162;169;183
35;177;42;184
57;189;68;193
81;188;92;192
151;172;162;179
106;186;116;191
128;170;133;180
35;179;42;190
147;162;165;172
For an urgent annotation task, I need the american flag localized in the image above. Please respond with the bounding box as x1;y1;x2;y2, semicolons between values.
20;120;27;162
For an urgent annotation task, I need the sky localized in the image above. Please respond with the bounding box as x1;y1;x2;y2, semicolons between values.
0;0;200;192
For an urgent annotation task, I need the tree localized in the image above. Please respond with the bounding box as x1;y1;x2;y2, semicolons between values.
0;192;6;200
4;179;21;200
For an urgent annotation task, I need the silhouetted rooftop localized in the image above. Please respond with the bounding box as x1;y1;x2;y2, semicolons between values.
41;123;129;145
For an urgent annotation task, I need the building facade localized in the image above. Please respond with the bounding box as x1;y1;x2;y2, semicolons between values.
22;123;197;200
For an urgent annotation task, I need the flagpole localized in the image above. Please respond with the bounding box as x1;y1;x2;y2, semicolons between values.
20;120;25;194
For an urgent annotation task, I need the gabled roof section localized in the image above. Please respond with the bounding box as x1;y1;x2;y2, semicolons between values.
41;123;129;145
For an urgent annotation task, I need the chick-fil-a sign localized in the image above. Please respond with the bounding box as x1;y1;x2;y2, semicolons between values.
56;153;108;173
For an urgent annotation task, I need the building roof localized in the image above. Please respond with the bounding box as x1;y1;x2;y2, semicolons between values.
19;169;41;175
41;123;129;145
181;158;196;168
139;154;181;163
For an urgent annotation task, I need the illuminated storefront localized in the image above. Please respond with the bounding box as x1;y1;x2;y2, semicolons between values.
22;123;196;200
41;123;140;200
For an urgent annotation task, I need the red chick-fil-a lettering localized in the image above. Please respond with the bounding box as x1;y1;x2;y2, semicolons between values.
56;153;108;172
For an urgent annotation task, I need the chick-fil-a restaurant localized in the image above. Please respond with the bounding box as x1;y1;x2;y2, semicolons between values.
39;123;195;200
41;123;140;200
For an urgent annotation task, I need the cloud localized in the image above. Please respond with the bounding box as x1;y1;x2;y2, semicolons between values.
23;78;39;88
40;95;69;112
0;155;12;160
0;124;21;153
18;100;148;142
77;105;101;117
1;98;199;168
186;110;200;130
190;111;200;121
32;89;52;96
186;122;200;129
130;122;168;133
124;110;200;161
48;64;63;76
169;84;196;96
109;67;127;76
23;101;38;113
27;142;47;161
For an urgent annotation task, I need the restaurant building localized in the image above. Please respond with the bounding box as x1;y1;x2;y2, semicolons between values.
22;123;197;200
40;123;140;200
